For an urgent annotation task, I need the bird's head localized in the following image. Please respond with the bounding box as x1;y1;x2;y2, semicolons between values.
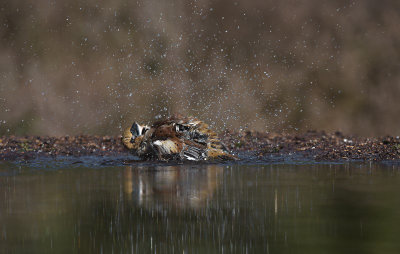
122;122;150;150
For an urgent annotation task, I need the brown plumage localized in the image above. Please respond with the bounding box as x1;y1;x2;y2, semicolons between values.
122;115;237;161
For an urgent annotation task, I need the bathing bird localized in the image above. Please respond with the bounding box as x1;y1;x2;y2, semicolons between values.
122;115;236;161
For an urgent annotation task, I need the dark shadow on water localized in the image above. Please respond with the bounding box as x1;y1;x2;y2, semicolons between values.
0;151;353;172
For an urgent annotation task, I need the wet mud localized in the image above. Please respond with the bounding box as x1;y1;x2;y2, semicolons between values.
1;131;400;162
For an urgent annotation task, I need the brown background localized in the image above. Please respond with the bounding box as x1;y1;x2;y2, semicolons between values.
0;0;399;136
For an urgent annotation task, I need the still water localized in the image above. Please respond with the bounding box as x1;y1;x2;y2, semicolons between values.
1;161;400;253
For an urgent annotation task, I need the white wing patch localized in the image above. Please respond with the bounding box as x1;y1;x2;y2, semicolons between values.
185;156;197;161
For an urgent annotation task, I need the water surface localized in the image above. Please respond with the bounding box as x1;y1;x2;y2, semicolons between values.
1;161;400;253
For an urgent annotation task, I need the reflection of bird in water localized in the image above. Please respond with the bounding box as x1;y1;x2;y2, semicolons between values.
122;115;236;161
123;165;223;209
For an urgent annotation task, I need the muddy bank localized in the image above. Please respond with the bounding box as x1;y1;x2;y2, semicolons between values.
1;131;400;162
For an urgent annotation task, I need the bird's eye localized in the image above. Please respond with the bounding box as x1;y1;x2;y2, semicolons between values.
142;128;148;135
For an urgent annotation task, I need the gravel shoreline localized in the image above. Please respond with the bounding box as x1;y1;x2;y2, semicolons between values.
1;131;400;162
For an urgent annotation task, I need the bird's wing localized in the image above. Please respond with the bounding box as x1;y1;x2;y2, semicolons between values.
151;116;235;160
181;140;207;161
178;118;236;160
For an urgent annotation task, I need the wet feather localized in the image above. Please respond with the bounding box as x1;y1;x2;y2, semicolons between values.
122;115;237;161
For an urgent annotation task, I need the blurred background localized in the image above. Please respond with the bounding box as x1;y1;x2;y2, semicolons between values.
0;0;399;136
